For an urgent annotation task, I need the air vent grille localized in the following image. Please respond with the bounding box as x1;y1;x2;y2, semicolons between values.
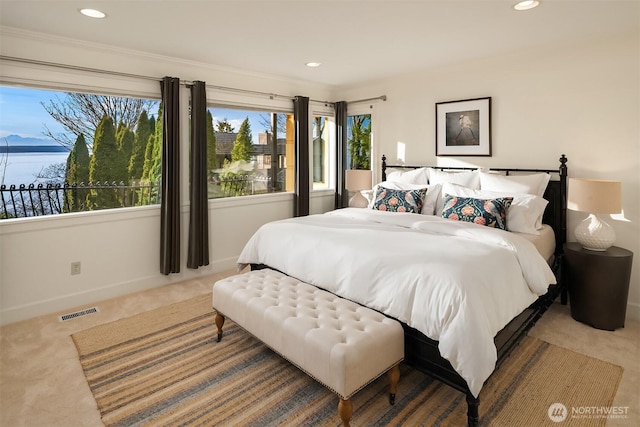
59;306;99;322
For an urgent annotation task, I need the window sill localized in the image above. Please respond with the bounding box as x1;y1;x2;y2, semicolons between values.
0;205;160;235
208;192;293;209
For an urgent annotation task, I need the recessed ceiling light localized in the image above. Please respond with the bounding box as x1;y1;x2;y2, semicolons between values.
305;62;321;68
514;0;540;11
79;8;106;18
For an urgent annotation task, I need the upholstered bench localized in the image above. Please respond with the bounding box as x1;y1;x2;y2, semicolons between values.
212;268;404;426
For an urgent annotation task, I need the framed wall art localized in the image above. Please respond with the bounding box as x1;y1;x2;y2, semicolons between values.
436;97;491;156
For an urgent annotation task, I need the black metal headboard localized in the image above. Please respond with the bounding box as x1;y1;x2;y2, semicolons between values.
381;155;568;255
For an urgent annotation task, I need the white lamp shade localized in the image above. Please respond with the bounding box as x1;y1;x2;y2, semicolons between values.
346;169;372;208
568;178;621;214
345;169;372;191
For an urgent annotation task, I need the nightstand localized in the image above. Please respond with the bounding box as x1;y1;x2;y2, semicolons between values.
564;242;633;330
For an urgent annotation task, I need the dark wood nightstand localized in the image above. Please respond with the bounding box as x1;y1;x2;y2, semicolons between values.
564;242;633;330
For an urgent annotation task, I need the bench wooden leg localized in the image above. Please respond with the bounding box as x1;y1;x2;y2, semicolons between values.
338;397;352;427
215;313;225;342
388;364;400;405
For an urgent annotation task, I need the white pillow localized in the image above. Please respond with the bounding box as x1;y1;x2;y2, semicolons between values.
441;182;549;235
479;171;550;197
369;181;441;215
385;167;429;185
427;168;481;189
428;169;481;215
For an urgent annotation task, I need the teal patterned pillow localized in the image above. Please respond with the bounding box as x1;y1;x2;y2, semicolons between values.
442;194;513;230
373;187;427;213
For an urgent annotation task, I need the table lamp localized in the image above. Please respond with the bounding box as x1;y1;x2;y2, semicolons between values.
346;169;372;208
568;178;622;251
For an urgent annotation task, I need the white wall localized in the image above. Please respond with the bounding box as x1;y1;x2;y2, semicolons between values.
0;28;336;325
2;27;638;325
336;33;640;321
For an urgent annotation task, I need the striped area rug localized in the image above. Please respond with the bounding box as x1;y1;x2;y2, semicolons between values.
72;294;623;427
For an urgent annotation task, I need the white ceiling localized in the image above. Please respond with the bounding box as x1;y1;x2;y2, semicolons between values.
0;0;638;88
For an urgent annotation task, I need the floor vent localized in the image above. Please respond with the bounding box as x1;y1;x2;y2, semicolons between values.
59;306;100;322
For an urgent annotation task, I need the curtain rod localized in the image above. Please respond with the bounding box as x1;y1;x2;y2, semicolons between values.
347;95;387;104
203;83;333;105
0;55;161;82
1;55;335;105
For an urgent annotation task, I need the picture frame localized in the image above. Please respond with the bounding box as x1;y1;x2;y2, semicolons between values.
436;97;491;156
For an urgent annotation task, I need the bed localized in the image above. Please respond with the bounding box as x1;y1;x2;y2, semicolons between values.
238;154;568;426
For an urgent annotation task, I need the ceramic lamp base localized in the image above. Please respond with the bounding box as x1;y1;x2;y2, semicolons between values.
575;213;615;251
349;191;369;208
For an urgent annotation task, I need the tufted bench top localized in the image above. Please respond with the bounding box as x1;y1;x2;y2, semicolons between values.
212;268;404;401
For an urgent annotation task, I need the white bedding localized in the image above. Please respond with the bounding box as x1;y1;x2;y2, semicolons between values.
515;224;556;261
237;208;557;397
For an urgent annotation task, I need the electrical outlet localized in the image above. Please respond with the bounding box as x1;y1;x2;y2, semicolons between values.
71;261;81;275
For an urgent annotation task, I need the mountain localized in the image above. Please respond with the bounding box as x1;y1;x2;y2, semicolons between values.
0;134;70;153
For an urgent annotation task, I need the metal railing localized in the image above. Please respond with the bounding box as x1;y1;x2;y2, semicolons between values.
211;174;273;198
1;175;277;219
0;181;159;219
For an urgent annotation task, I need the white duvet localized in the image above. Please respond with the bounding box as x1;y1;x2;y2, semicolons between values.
237;208;556;397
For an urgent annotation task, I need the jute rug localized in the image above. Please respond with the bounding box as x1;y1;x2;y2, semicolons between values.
72;294;623;427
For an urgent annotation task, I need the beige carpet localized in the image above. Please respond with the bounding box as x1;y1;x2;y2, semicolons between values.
72;294;623;427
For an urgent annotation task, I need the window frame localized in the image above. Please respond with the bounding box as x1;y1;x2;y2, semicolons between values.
204;103;295;199
0;60;338;218
0;64;163;220
310;101;336;191
346;103;378;180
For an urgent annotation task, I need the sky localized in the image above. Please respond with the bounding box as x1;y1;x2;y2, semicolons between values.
0;85;277;144
209;108;275;144
0;86;68;139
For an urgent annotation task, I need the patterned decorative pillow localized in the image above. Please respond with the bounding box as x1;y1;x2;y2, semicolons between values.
441;194;513;230
373;187;427;213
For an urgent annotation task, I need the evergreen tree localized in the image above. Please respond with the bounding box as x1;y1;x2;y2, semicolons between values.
216;118;234;132
142;134;155;181
87;115;120;209
148;115;156;135
231;118;252;162
148;111;163;186
129;111;152;181
64;133;90;211
142;104;162;183
115;122;134;183
140;104;163;204
206;110;219;171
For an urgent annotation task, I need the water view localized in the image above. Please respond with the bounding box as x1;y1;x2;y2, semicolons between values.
1;152;68;186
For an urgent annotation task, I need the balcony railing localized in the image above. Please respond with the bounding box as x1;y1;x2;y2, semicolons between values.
0;181;158;219
1;175;275;219
210;174;273;198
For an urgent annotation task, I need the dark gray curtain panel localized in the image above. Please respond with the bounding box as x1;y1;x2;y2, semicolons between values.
294;96;310;217
187;81;210;269
160;76;181;275
334;101;348;209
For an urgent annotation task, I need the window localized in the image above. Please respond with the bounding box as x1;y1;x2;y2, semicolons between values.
0;85;160;219
206;107;295;198
346;113;372;170
312;114;336;190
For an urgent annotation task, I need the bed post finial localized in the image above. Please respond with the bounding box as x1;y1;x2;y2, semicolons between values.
382;155;387;181
559;154;567;175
